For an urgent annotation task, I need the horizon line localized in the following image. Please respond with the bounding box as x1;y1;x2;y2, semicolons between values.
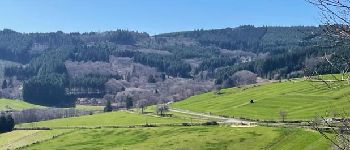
0;24;322;36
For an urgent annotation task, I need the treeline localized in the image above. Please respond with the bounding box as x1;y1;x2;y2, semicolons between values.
0;29;33;63
0;29;80;64
81;30;149;45
159;25;321;54
196;26;266;52
11;108;98;124
0;29;148;64
159;25;267;52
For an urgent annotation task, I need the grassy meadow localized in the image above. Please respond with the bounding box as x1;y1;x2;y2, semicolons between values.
75;105;104;111
172;79;350;121
22;126;330;150
17;111;198;128
0;129;72;149
0;98;106;112
0;99;45;111
0;105;332;150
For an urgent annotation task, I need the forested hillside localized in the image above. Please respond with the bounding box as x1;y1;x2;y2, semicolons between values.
0;25;347;107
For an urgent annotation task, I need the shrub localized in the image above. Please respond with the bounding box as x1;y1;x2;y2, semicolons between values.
0;114;15;133
182;123;191;126
202;121;218;126
104;100;113;112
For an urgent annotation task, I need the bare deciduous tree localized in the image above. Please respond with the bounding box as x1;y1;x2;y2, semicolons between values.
231;70;257;87
156;104;168;116
7;108;96;124
307;0;350;39
307;1;350;149
279;110;288;122
137;99;148;114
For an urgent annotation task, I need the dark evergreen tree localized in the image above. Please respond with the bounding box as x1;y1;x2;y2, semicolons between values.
0;114;14;133
126;97;133;110
5;115;14;132
0;114;6;133
1;80;7;89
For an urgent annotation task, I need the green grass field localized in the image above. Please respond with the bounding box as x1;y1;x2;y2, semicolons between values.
0;129;72;149
172;79;350;121
0;99;45;111
17;111;197;128
3;107;332;150
75;105;104;111
0;98;105;112
21;126;330;150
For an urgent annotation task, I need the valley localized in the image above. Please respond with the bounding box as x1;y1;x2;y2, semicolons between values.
0;77;346;149
3;0;350;149
0;17;349;150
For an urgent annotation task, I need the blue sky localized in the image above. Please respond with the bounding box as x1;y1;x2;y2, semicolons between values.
0;0;320;34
